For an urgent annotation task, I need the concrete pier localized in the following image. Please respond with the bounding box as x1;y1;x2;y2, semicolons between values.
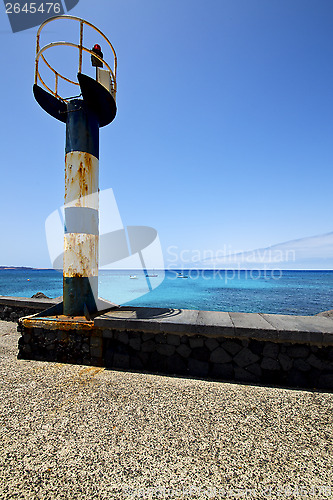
1;295;330;390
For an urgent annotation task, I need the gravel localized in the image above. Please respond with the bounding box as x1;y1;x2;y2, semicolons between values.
1;320;333;500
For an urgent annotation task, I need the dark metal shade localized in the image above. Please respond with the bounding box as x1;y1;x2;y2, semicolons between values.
33;73;117;128
77;73;117;127
33;84;67;123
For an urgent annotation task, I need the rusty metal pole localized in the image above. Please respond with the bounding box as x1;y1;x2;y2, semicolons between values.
33;18;117;318
63;99;99;316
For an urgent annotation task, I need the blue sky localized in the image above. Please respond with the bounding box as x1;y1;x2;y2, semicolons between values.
0;0;332;268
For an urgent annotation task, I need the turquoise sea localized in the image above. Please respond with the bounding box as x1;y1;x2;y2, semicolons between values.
0;269;332;316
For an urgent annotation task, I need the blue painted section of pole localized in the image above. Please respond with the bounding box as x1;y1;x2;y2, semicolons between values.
65;99;99;159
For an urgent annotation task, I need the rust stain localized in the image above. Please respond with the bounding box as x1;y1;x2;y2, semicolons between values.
64;234;98;277
79;366;104;377
22;317;96;331
65;152;98;207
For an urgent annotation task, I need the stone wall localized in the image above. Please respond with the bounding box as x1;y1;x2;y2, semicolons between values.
18;308;333;390
0;296;61;322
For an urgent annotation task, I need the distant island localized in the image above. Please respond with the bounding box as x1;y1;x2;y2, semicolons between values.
0;266;35;270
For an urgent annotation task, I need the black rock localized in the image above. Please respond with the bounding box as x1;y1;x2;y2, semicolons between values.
31;292;50;299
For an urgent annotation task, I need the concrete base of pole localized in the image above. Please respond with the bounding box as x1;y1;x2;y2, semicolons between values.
63;276;98;317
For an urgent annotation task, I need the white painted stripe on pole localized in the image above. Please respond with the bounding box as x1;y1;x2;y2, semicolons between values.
63;234;99;277
64;207;99;235
64;151;99;281
65;151;99;209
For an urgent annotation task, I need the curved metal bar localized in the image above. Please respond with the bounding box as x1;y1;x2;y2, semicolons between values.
36;15;117;75
35;32;40;84
40;52;80;86
36;42;116;84
36;69;66;101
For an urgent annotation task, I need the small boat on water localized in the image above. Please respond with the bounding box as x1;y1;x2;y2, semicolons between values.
145;269;158;277
177;272;188;279
129;275;138;279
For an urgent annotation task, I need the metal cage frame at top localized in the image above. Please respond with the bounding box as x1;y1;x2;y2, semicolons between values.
34;15;117;102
